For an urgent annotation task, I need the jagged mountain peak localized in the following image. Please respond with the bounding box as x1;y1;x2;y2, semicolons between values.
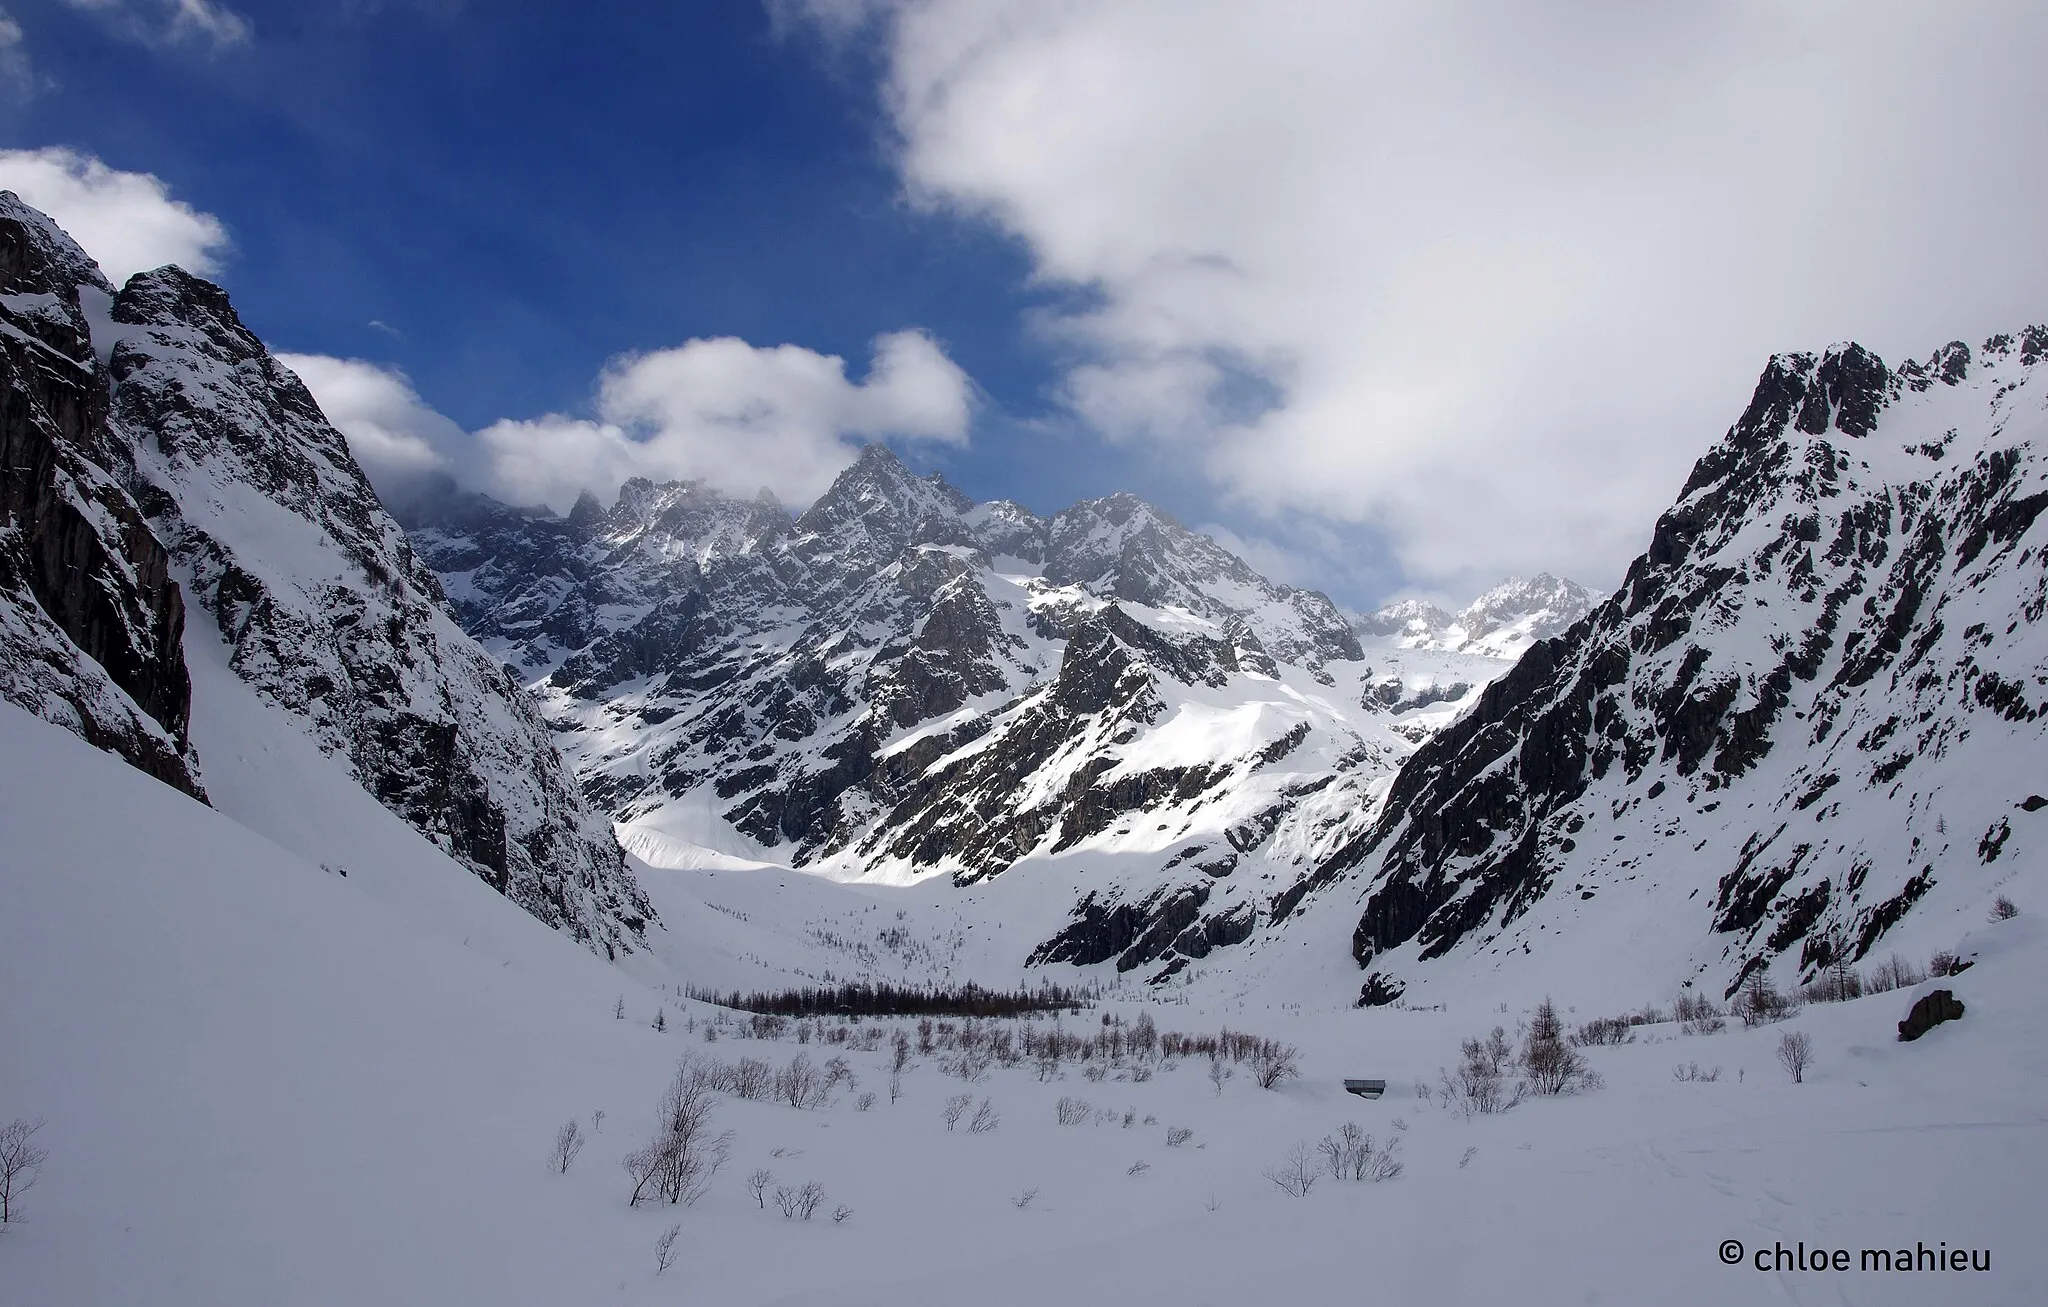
1294;323;2048;1006
0;190;112;295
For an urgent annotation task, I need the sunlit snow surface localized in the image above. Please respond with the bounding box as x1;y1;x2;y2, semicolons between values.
4;701;2044;1306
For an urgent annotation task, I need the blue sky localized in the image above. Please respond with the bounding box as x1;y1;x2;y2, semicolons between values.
4;1;2046;608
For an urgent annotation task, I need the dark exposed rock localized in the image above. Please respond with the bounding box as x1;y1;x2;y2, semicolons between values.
0;193;202;796
1896;988;1964;1041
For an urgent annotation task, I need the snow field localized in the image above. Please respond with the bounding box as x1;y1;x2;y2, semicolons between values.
4;696;2045;1305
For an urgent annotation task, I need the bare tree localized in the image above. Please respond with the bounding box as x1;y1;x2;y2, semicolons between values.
550;1119;586;1174
793;1181;826;1220
969;1098;1000;1134
0;1119;47;1224
591;1109;606;1133
776;1054;829;1110
888;1073;903;1105
1251;1043;1300;1090
856;1092;877;1112
1264;1142;1318;1198
1524;999;1598;1095
1777;1031;1814;1084
1990;895;2020;921
652;1008;667;1033
746;1168;773;1208
1206;1056;1232;1096
654;1223;681;1276
623;1056;733;1207
941;1093;974;1130
614;996;626;1020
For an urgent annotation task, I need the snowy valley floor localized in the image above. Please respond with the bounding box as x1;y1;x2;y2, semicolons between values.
3;702;2045;1306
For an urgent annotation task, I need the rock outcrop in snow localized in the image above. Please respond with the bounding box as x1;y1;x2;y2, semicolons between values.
0;192;203;796
1305;331;2048;1002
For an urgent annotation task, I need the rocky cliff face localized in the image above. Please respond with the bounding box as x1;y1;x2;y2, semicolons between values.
1305;331;2048;1002
401;446;1406;977
86;261;651;956
0;192;201;796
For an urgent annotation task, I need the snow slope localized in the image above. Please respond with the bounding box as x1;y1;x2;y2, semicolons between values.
5;699;2044;1306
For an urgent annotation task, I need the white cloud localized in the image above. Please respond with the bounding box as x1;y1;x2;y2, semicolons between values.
485;330;973;511
0;147;229;282
807;0;2048;593
62;0;251;51
276;354;459;495
286;330;976;513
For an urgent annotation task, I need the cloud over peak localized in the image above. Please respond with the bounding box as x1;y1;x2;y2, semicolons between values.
0;146;229;282
796;0;2048;593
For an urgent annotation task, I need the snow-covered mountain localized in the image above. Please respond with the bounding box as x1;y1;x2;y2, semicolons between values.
1342;575;1596;743
399;450;1429;979
1297;331;2048;1005
0;195;650;957
0;195;202;797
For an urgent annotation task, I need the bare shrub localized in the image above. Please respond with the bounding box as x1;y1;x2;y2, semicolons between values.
730;1057;774;1101
1166;1127;1193;1148
623;1056;733;1207
832;1204;853;1224
591;1109;606;1133
941;1093;974;1130
1674;991;1726;1035
1264;1142;1318;1198
654;1223;681;1275
1083;1064;1108;1083
0;1119;47;1224
1130;1063;1153;1083
1525;998;1600;1094
1458;1146;1478;1169
892;1029;912;1073
1990;895;2020;921
1120;1107;1136;1129
1251;1043;1301;1090
1865;954;1925;993
824;1056;856;1092
1056;1096;1092;1126
1012;1186;1039;1209
746;1168;773;1208
1318;1123;1403;1182
1734;974;1798;1027
652;1008;667;1033
1126;1160;1150;1177
1206;1057;1233;1096
888;1074;903;1105
856;1092;877;1112
1929;950;1960;977
1776;1031;1814;1083
777;1054;830;1110
1570;1016;1635;1047
1671;1061;1722;1082
969;1098;1000;1134
1439;1025;1523;1115
550;1119;586;1174
793;1181;826;1220
773;1184;798;1218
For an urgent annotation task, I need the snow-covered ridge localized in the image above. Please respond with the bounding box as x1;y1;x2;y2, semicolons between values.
0;195;651;958
1296;329;2048;1006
